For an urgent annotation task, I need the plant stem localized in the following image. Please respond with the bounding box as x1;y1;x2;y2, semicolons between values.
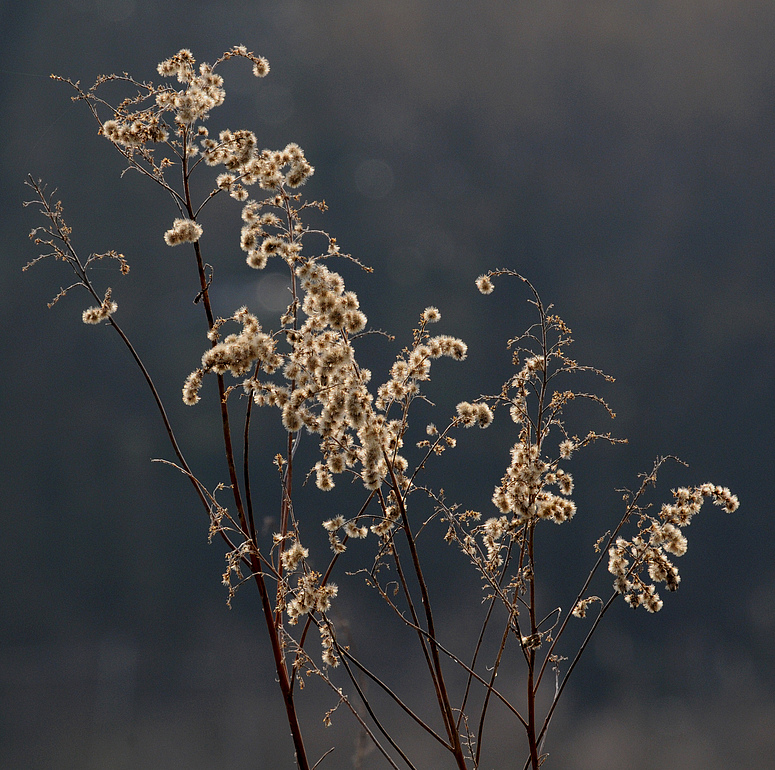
179;140;310;769
384;455;468;770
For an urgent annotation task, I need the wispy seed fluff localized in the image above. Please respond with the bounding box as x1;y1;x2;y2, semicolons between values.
252;59;270;77
422;306;441;323
164;218;203;246
476;274;494;294
280;539;309;572
182;368;203;405
82;288;118;324
102;118;169;147
456;401;494;428
182;307;282;404
559;439;575;459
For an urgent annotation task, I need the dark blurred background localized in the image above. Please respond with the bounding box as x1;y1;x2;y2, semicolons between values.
2;1;773;768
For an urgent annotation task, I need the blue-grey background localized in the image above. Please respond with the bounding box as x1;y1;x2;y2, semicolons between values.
1;1;772;767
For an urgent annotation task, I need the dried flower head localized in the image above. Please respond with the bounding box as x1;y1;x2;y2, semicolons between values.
476;274;494;294
82;288;117;324
164;218;203;246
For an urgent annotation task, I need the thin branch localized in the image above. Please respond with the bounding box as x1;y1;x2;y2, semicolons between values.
534;457;672;693
333;638;429;767
368;574;528;729
311;657;406;770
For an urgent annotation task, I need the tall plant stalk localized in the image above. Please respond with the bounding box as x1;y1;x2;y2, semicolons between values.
25;46;740;769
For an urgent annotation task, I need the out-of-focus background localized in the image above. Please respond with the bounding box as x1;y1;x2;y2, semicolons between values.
2;1;773;768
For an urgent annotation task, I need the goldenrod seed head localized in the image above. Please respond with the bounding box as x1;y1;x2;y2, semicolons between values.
476;274;494;294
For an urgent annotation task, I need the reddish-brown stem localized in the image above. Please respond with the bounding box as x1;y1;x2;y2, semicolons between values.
242;383;258;545
384;455;468;770
275;429;294;632
275;204;300;634
473;610;512;767
178;142;309;769
520;286;556;768
332;638;437;766
525;523;540;769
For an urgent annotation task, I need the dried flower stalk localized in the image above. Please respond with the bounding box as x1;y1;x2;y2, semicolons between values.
25;47;739;770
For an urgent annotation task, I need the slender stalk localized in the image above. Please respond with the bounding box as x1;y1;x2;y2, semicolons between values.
473;611;512;767
314;652;407;770
177;140;309;769
525;522;540;769
333;637;451;750
381;505;446;729
334;640;429;767
276;428;294;633
243;384;258;544
275;210;301;636
384;455;468;770
365;579;528;728
522;291;551;770
458;539;516;741
520;593;618;770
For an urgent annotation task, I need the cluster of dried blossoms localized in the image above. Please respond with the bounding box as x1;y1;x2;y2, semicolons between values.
439;282;601;584
81;287;117;324
608;482;739;612
184;241;478;587
90;47;480;629
28;46;742;770
440;271;741;620
100;45;268;148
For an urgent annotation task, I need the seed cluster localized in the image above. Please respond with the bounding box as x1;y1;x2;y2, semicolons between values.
609;483;739;611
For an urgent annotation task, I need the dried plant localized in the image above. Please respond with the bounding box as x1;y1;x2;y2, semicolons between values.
24;47;739;769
